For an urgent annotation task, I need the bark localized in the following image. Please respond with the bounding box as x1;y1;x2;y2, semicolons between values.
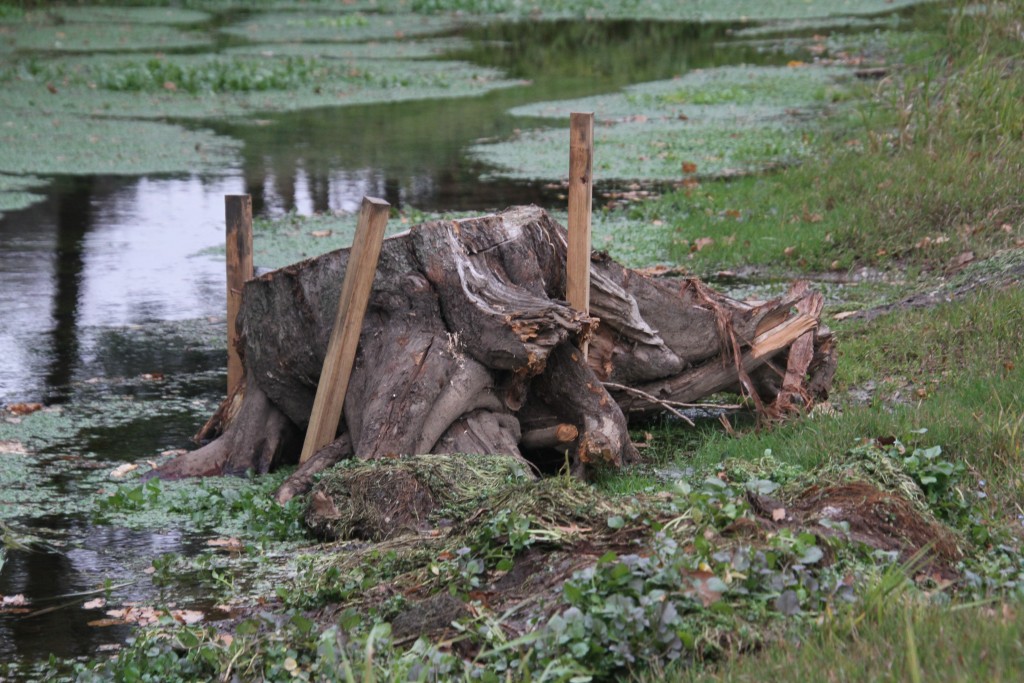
153;206;836;494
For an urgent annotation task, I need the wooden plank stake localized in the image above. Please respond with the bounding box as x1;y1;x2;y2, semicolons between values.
567;112;594;356
225;194;253;395
299;196;390;463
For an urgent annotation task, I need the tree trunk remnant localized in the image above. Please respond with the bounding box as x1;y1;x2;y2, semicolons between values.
156;206;836;499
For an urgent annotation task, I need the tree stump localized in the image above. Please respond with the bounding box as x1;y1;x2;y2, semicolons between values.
155;206;836;500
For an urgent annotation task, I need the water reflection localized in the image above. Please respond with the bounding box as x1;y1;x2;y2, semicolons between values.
0;517;194;667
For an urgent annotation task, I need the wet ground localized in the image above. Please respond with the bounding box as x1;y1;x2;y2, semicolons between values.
0;8;924;677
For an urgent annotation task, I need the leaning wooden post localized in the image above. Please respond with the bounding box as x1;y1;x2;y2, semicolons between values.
567;112;594;357
225;195;253;395
299;196;390;463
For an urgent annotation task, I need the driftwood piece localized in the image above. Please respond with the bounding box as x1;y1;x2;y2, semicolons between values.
154;206;836;496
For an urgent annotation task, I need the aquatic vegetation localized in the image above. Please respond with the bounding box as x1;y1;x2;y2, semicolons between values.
220;11;462;44
224;37;471;61
0;173;47;217
398;0;935;22
52;6;212;26
0;110;241;175
3;52;514;120
0;19;211;54
200;210;414;270
473;65;847;182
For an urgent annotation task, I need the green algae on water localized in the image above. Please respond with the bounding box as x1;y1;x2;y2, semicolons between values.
0;173;47;217
221;11;461;44
53;7;212;26
0;21;211;54
225;37;472;61
473;65;848;183
0;111;241;176
5;52;514;121
375;0;935;22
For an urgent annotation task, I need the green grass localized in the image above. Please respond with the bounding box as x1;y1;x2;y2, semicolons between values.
659;285;1024;512
597;4;1024;276
675;601;1024;682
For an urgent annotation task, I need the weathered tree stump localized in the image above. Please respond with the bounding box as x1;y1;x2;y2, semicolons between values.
155;206;835;500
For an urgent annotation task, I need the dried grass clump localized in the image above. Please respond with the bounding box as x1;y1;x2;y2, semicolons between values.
307;453;529;541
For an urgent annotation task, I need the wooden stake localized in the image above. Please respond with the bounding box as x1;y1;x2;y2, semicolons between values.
567;112;594;355
299;196;390;463
225;195;253;395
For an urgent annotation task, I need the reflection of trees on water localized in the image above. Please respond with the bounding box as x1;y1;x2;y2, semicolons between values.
45;177;94;403
225;20;784;218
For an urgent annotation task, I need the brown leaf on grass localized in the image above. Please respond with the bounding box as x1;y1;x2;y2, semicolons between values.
681;161;698;174
206;537;243;552
787;60;807;68
162;81;177;91
682;570;724;607
6;403;42;416
771;508;787;522
310;230;332;238
833;311;859;321
691;237;714;252
83;598;106;610
948;250;975;272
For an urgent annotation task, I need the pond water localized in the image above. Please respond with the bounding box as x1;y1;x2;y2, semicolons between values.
0;11;898;677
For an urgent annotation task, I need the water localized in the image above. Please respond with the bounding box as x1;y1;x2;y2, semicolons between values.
0;13;847;675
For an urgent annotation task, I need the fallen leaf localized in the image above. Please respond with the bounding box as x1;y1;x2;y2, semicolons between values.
771;508;787;522
2;594;28;607
784;246;797;257
83;598;106;610
163;81;177;91
692;237;714;252
681;161;698;174
110;463;138;479
88;618;125;628
171;609;204;625
787;60;807;68
310;230;332;238
6;403;43;416
206;537;243;551
948;250;975;272
833;311;859;321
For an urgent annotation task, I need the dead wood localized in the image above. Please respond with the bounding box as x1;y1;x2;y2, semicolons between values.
154;206;836;491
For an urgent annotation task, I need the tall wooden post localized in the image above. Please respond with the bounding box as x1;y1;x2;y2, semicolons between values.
567;112;594;356
225;195;253;395
299;196;390;463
